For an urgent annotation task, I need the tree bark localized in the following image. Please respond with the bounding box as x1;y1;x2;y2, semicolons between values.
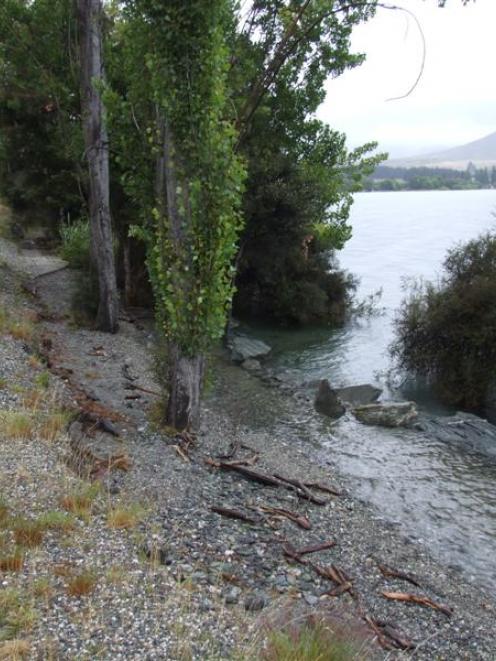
78;0;119;333
155;112;204;430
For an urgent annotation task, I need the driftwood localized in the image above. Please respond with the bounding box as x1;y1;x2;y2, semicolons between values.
211;506;257;525
377;563;422;588
211;462;283;487
124;382;161;397
298;541;336;555
381;591;452;617
363;614;395;650
273;473;327;505
373;619;415;650
258;505;311;530
304;481;342;497
283;541;335;564
311;563;354;597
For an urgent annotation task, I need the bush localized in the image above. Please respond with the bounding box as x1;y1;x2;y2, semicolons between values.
59;219;91;270
391;231;496;413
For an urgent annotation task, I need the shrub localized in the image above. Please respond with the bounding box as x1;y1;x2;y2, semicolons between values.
391;231;496;414
59;218;91;269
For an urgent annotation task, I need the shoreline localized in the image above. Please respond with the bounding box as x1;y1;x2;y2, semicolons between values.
1;242;495;658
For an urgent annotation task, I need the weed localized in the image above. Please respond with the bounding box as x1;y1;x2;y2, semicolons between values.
0;639;31;660
0;550;24;572
11;518;44;548
0;499;8;523
107;504;144;530
0;378;7;390
66;570;97;597
106;565;126;585
37;510;75;532
0;589;37;642
38;411;70;443
34;371;50;389
31;577;53;599
0;412;35;440
27;355;42;371
52;562;74;578
8;320;34;343
60;484;100;518
59;218;90;269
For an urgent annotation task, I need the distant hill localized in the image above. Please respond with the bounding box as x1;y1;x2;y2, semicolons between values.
386;131;496;170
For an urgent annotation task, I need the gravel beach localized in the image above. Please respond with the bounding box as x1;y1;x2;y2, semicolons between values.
1;241;496;660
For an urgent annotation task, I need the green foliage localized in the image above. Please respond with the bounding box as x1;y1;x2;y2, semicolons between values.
392;232;496;412
0;0;83;223
110;0;245;355
59;219;91;269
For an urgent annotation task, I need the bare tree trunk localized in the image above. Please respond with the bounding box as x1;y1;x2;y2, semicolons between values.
78;0;119;333
155;113;204;430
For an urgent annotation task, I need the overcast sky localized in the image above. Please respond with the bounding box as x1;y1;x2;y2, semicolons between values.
318;0;495;158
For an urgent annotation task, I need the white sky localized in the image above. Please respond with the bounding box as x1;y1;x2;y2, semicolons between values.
318;0;496;158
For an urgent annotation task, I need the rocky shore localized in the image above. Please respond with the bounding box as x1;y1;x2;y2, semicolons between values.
1;239;496;659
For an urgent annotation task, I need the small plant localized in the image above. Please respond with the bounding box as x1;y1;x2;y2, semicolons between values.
0;589;37;642
0;499;8;523
58;218;91;269
27;355;42;371
60;483;100;518
0;550;24;572
8;320;34;342
31;577;53;599
11;518;44;547
107;504;144;530
37;510;75;532
38;410;70;443
34;371;50;389
0;639;31;660
0;411;35;440
0;378;7;390
66;570;97;597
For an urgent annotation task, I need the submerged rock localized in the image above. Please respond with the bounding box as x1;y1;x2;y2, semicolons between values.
241;358;262;371
336;384;382;407
230;335;271;363
416;412;496;459
353;401;417;428
314;379;346;419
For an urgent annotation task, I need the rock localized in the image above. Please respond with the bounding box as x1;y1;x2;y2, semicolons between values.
303;593;319;607
314;379;345;419
336;384;382;407
416;412;496;459
244;592;270;612
353;401;418;428
10;222;24;240
223;586;241;605
230;335;271;363
241;358;262;371
20;239;37;250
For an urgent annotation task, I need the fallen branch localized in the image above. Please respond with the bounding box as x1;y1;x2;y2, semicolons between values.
173;444;190;463
304;481;342;497
124;383;161;397
297;540;336;555
374;620;415;650
311;563;354;597
211;506;257;524
381;591;452;617
213;462;283;487
377;563;422;588
273;473;327;505
258;505;311;530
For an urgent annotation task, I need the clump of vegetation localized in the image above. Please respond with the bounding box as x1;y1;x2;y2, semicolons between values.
0;411;35;441
106;504;144;530
0;638;31;659
392;231;496;414
11;518;44;548
0;549;24;572
60;484;100;519
255;611;371;661
58;218;91;269
65;570;97;597
0;589;37;642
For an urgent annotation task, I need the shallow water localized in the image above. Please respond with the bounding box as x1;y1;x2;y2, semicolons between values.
236;190;496;590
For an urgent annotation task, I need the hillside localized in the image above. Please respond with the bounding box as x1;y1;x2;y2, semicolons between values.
386;131;496;169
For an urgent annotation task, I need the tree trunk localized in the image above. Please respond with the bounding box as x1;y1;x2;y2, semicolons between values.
155;112;204;430
166;343;204;431
78;0;119;333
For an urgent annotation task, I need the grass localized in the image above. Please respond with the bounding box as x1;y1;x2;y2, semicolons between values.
0;411;35;440
38;410;71;443
60;483;100;518
0;377;7;390
37;510;75;532
34;371;50;389
66;570;97;597
0;639;31;660
11;518;44;548
0;589;37;642
107;504;144;530
0;550;24;572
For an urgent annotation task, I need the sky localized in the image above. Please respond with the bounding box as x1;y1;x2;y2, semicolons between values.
318;0;496;158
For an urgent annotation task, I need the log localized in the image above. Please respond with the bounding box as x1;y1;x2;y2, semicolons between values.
381;591;452;617
216;463;283;487
298;541;336;555
273;473;327;505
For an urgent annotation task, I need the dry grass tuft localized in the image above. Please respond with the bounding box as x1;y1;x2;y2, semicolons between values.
66;570;97;597
37;510;75;532
0;550;24;572
0;412;35;441
8;320;34;343
11;518;44;548
0;639;31;660
60;484;99;518
0;589;37;642
38;411;70;443
107;504;144;530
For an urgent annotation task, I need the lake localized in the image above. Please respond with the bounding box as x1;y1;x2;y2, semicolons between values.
244;189;496;591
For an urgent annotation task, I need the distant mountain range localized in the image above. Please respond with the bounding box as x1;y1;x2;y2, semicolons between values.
386;131;496;170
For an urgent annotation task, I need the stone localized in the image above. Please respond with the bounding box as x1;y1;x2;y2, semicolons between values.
224;586;241;604
314;379;345;419
244;592;270;612
416;412;496;459
230;335;271;363
335;384;382;407
353;401;418;428
241;358;262;371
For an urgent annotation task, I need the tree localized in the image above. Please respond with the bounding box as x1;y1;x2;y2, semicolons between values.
77;0;119;333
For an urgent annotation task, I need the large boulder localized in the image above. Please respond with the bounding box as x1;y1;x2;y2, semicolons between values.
314;379;346;419
335;384;382;407
353;401;417;428
230;335;271;363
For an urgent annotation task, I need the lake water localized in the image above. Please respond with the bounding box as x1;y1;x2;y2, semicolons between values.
244;189;496;591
